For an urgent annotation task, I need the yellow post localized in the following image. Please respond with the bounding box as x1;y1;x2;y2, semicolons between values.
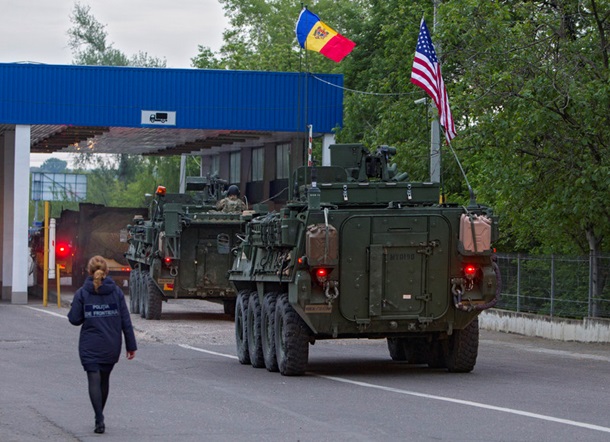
43;201;49;307
56;264;61;307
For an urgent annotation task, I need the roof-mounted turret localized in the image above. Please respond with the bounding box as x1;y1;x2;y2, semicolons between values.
289;143;438;206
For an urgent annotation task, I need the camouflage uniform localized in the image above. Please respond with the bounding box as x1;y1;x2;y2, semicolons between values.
217;197;246;213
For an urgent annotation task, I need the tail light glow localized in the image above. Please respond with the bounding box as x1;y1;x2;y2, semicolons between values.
316;268;328;278
313;267;332;285
55;242;72;259
464;264;477;279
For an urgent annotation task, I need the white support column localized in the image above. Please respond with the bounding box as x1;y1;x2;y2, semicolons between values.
179;154;187;193
0;132;4;292
2;128;16;301
10;125;31;304
321;133;336;166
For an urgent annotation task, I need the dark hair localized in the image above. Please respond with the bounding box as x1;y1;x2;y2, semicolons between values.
227;185;240;196
87;255;108;292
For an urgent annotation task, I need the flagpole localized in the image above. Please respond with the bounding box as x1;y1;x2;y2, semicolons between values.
431;1;442;198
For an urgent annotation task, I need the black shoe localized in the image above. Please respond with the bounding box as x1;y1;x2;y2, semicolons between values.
94;420;105;434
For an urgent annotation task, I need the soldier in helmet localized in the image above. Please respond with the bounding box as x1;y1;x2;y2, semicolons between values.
216;185;246;213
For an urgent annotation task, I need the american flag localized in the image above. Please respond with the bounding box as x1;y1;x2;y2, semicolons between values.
411;18;456;142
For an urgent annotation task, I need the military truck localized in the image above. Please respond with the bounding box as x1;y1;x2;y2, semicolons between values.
125;176;246;319
28;203;147;292
229;144;500;375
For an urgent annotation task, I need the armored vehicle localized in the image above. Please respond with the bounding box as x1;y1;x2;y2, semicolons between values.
30;203;146;292
125;176;245;319
229;144;500;375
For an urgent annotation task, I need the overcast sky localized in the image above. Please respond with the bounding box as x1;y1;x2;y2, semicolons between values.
0;0;229;167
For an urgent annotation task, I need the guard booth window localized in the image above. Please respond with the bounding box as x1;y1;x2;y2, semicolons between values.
276;143;290;179
252;148;264;181
230;152;241;184
210;155;220;176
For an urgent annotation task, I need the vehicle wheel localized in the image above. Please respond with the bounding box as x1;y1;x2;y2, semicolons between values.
274;293;310;376
129;269;140;314
235;291;250;365
445;318;479;373
223;299;236;318
247;292;264;368
261;293;278;372
387;337;408;361
139;270;148;319
145;273;163;320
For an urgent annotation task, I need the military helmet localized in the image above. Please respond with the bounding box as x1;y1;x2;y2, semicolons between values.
227;185;240;196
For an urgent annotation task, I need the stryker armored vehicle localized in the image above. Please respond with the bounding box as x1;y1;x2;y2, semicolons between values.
125;176;245;319
229;144;500;375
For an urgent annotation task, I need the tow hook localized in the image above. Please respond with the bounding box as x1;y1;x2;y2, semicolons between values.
324;280;339;305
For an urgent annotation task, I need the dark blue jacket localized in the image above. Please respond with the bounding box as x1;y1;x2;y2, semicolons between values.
68;276;137;366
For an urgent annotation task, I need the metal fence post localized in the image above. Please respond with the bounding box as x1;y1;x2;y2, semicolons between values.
550;254;555;318
517;253;521;312
588;252;593;318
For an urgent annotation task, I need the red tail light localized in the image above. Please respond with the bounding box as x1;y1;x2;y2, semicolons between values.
313;267;332;285
55;242;72;259
464;264;477;279
164;257;172;265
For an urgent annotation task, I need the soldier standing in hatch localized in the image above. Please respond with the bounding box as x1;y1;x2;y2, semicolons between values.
68;255;137;434
216;185;246;213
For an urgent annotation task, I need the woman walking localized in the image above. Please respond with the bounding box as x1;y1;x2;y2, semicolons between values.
68;255;137;434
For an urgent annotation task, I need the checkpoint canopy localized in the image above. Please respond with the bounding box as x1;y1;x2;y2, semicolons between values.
0;63;345;304
0;63;344;156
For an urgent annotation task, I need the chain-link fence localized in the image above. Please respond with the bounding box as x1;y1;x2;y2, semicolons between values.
495;253;610;319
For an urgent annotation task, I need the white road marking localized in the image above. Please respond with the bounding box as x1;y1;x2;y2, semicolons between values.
177;343;610;435
27;306;609;434
178;343;238;359
24;306;67;319
317;374;610;434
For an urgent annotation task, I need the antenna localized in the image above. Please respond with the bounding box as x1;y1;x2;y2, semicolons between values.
446;139;477;208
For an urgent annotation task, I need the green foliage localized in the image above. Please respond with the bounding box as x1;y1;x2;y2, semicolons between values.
192;0;362;73
68;2;166;67
40;158;68;173
59;0;610;259
63;2;175;211
439;0;610;254
68;155;185;208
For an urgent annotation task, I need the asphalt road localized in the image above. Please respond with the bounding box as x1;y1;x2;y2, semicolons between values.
1;296;609;441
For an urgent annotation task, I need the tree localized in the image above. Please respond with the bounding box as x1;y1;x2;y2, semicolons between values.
40;157;68;173
433;0;610;314
66;2;171;206
437;0;610;254
67;2;166;67
192;0;364;73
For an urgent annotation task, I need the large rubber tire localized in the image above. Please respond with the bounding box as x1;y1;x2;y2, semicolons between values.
235;291;250;365
261;293;279;372
445;318;480;373
274;293;310;376
223;299;236;318
387;338;408;361
145;273;163;320
139;270;148;319
129;269;140;314
247;293;264;368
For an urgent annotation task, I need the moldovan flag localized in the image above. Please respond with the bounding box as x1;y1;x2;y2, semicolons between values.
295;8;356;63
410;18;457;142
